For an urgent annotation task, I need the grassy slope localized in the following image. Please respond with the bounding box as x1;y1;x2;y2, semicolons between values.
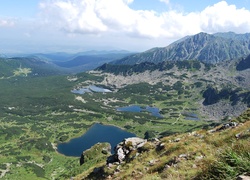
75;111;250;180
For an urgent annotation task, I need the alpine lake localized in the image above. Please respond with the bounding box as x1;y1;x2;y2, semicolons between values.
60;85;199;157
59;86;164;157
57;123;135;156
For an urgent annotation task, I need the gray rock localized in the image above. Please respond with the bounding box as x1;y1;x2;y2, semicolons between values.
173;138;181;142
195;155;205;160
236;175;250;180
124;137;147;148
179;154;188;159
108;137;147;164
217;122;238;131
149;159;158;166
107;163;113;168
153;138;160;142
235;132;242;138
117;147;125;162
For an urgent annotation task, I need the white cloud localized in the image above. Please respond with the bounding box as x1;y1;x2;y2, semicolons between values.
123;0;134;4
38;0;250;39
39;0;107;34
0;19;15;27
159;0;170;5
200;1;250;33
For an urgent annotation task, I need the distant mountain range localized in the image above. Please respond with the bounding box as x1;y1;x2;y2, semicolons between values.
29;50;135;73
52;52;135;72
0;50;135;74
112;32;250;65
2;32;250;75
26;50;133;62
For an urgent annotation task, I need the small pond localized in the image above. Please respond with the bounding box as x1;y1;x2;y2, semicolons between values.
116;105;163;118
57;123;136;157
71;88;91;94
71;85;111;94
89;85;112;93
182;112;200;121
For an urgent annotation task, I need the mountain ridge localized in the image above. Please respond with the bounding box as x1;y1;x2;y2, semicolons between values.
113;32;250;65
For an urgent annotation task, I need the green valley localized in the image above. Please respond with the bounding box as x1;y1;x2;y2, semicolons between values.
0;32;250;179
0;54;249;179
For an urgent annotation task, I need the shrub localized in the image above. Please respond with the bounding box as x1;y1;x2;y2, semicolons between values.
195;144;250;180
42;155;51;163
144;130;156;140
23;163;45;178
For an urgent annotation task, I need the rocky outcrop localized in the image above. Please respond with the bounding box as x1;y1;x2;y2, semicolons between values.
217;122;238;131
107;137;147;164
207;122;239;133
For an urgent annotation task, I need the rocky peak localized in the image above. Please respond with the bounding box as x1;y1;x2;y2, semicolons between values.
192;32;213;43
112;32;250;65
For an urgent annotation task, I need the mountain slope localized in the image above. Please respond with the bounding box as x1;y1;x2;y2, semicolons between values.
54;55;109;68
113;32;250;65
53;53;134;72
236;54;250;71
75;113;250;180
97;56;250;121
0;57;66;78
40;52;135;72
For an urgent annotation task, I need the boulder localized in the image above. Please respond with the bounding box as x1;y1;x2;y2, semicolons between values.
117;147;126;162
237;175;250;180
107;137;147;164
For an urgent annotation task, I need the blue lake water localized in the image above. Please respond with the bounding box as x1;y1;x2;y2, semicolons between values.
71;85;111;94
117;105;163;118
89;85;112;93
57;123;136;157
182;112;200;121
71;88;91;94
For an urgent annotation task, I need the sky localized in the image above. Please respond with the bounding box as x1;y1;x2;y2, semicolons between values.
0;0;250;54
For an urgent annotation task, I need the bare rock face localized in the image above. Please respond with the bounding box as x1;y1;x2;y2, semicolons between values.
107;137;147;164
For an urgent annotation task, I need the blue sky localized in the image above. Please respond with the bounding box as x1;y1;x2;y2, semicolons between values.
0;0;250;54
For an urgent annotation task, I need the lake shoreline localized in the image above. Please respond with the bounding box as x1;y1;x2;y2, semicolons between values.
56;123;136;157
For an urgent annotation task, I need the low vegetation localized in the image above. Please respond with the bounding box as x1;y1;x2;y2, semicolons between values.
0;56;249;179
